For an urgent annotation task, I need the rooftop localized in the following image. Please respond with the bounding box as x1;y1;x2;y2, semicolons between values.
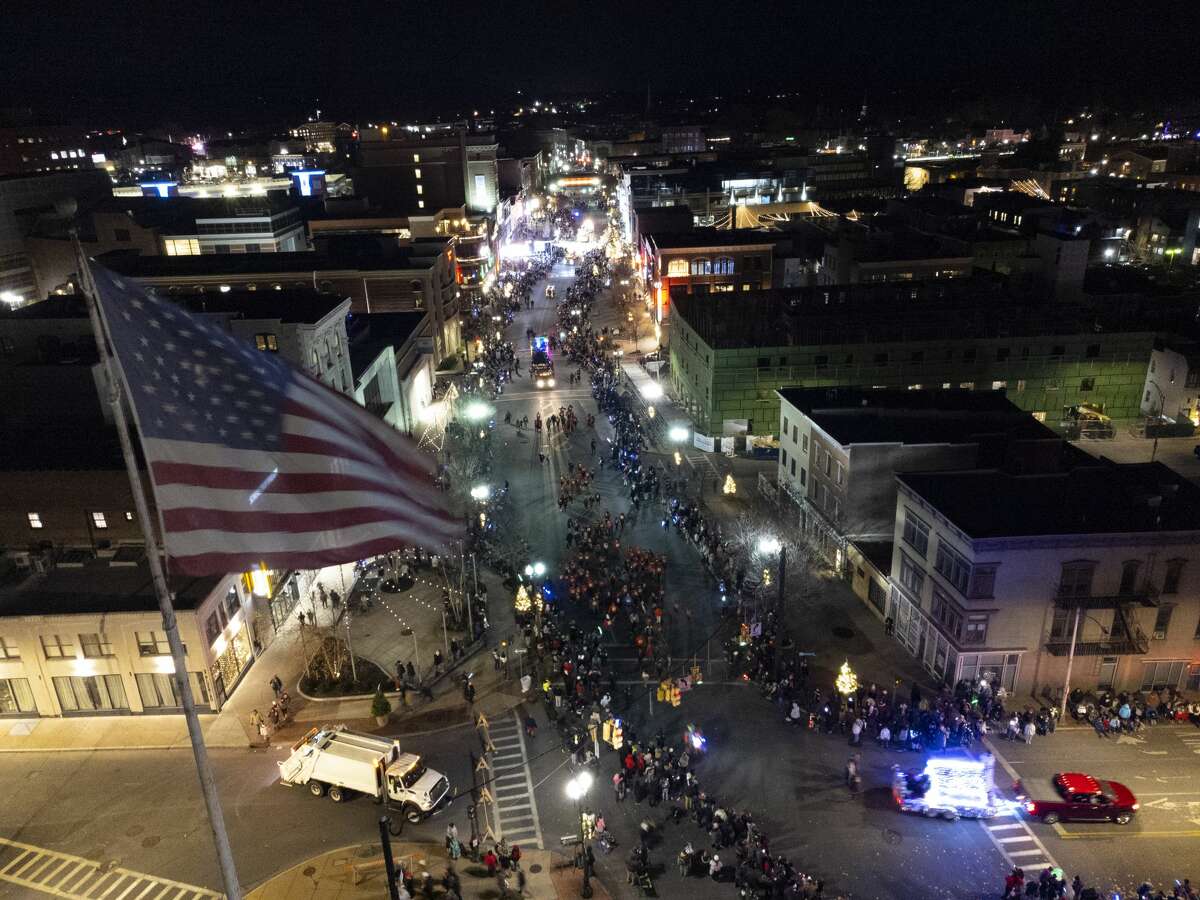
175;286;348;324
0;427;126;471
898;462;1200;540
98;241;448;278
853;539;894;576
648;228;778;250
777;387;1055;446
0;554;220;617
670;281;1198;351
347;311;429;377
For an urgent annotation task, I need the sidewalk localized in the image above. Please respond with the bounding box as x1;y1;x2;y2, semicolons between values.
245;842;609;900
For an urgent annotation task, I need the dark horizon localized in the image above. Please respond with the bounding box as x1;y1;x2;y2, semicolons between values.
4;0;1199;130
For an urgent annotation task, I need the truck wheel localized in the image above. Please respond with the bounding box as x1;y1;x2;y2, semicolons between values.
329;786;350;803
308;781;326;798
1114;812;1133;825
405;805;423;824
1041;812;1059;825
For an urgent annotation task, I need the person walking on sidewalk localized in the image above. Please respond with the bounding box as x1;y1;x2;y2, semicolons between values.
250;709;267;744
434;649;444;677
269;674;283;697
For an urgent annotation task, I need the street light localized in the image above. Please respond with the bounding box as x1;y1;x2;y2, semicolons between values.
463;400;492;422
757;537;787;679
524;561;546;578
470;484;491;501
565;771;594;898
669;425;690;443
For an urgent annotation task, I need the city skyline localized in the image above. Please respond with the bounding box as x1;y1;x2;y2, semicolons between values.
4;0;1199;126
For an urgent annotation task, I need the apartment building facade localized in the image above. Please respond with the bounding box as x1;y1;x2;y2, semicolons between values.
887;464;1200;698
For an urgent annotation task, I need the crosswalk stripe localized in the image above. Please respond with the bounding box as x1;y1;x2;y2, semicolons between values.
988;824;1023;831
0;838;221;900
1006;850;1047;858
997;836;1034;843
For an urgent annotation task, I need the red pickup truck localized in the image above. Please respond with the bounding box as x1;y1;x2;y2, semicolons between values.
1015;772;1139;825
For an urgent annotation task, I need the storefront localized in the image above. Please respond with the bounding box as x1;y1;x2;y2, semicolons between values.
208;583;256;705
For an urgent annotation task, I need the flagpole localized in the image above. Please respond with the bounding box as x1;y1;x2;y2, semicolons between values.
75;241;244;899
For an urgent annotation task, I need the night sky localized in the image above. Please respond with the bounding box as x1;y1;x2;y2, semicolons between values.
4;0;1198;128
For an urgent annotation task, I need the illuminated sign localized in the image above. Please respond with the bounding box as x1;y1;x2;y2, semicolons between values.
140;181;178;198
290;169;326;197
557;176;600;187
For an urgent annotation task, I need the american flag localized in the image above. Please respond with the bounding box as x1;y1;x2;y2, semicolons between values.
89;263;460;576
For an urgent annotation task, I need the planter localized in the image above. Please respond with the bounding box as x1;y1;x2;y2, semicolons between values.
375;714;390;727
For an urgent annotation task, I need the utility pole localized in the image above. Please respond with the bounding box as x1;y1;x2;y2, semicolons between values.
1060;604;1083;718
773;546;788;681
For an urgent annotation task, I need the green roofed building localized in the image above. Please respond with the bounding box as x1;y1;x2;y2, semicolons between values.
667;276;1197;437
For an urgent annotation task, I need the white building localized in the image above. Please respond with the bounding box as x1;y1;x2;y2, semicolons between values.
887;462;1200;698
0;552;256;717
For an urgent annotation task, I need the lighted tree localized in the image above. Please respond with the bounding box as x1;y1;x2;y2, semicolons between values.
835;660;858;695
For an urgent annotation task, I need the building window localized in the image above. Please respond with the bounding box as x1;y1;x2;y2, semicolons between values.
1050;345;1065;358
41;634;75;659
0;637;19;659
959;381;975;390
1086;344;1101;358
136;671;210;710
79;633;114;658
713;256;734;274
963;348;977;362
800;468;806;486
0;678;36;714
1139;660;1186;692
417;200;425;209
690;258;711;275
790;459;796;477
963;615;989;645
53;675;129;713
931;587;963;639
934;543;971;595
412;153;420;163
782;415;789;435
114;228;131;242
1016;380;1026;392
135;631;172;656
1058;561;1096;599
414;167;422;178
416;184;423;195
968;565;997;599
27;512;43;529
996;347;1010;361
254;333;278;352
898;553;925;595
1153;605;1174;639
1163;559;1185;594
814;354;828;368
756;357;770;368
1119;560;1141;595
1080;377;1095;392
781;448;788;467
667;259;689;277
902;509;930;558
801;434;808;452
835;463;844;485
91;511;108;529
125;511;134;521
164;239;200;256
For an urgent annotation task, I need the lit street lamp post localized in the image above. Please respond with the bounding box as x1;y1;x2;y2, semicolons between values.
566;771;594;898
758;536;787;680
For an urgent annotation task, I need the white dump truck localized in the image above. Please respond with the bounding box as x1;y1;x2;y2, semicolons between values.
278;725;452;821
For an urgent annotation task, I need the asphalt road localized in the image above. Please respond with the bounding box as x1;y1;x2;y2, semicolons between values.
986;720;1200;895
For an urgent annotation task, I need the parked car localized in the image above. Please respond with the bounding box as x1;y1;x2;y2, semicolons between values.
1015;772;1138;825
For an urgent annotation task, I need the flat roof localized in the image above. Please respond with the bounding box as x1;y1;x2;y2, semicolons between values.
778;388;1054;446
177;286;347;324
98;243;446;278
649;228;778;250
0;428;126;471
853;539;894;576
347;311;429;377
0;556;219;617
898;462;1200;539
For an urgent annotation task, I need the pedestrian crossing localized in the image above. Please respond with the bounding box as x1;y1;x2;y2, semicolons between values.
0;836;221;900
980;814;1058;873
485;712;544;851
